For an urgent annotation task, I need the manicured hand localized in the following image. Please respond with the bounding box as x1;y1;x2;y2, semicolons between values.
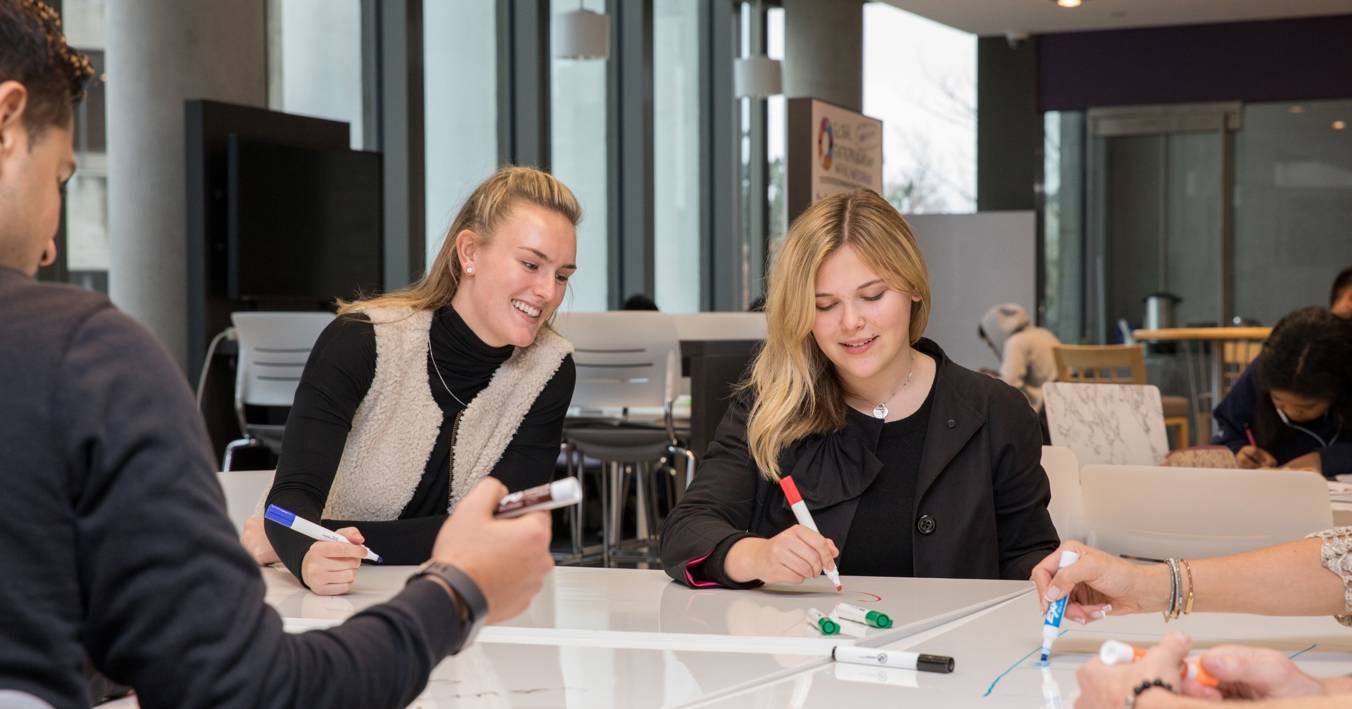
432;477;554;624
300;527;366;596
1074;632;1189;709
1030;542;1167;623
241;514;280;566
726;525;839;585
1237;445;1278;469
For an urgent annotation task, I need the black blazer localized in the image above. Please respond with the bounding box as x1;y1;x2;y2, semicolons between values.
660;338;1059;586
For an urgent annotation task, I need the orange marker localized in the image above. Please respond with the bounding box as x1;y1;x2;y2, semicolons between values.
1098;640;1218;688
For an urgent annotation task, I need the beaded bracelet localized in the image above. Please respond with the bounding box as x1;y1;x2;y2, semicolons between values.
1125;678;1174;708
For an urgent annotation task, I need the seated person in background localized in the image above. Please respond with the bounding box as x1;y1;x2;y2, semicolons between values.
978;302;1060;412
1330;265;1352;319
1212;307;1352;476
1031;536;1352;707
241;166;579;595
0;7;553;705
660;189;1059;588
621;292;659;310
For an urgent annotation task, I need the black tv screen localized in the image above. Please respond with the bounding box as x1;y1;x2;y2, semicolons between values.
226;135;383;300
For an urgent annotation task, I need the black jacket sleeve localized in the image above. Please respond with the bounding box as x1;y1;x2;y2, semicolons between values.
61;308;463;709
1212;361;1257;453
986;381;1061;580
659;395;762;588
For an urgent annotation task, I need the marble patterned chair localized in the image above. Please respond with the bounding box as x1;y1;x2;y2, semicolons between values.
1052;344;1192;448
1043;381;1170;466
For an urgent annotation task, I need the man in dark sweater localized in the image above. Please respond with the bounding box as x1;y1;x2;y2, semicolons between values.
0;2;555;707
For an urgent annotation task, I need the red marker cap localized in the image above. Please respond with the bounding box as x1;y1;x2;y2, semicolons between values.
779;476;803;505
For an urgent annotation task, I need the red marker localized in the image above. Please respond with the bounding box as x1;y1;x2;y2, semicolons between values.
1099;640;1219;688
778;476;843;592
1245;427;1257;448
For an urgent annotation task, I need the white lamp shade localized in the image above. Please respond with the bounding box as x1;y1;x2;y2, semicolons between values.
734;55;782;98
553;9;610;60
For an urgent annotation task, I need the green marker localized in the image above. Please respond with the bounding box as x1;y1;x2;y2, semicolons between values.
806;608;840;635
835;603;892;629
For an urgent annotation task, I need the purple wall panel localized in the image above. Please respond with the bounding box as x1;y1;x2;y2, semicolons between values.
1038;14;1352;111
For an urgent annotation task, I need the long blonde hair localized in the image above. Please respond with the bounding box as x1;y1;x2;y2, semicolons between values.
338;165;581;315
744;189;932;480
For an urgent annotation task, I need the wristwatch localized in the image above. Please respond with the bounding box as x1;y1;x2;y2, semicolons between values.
408;561;488;654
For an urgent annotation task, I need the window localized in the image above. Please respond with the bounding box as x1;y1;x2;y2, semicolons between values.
266;0;367;150
862;2;975;214
550;1;609;312
59;0;109;292
423;2;498;267
653;0;701;312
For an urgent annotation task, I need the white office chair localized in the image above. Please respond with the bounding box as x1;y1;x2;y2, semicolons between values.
1080;463;1333;560
1041;446;1088;543
222;311;334;471
551;311;692;566
1044;381;1170;466
217;469;276;534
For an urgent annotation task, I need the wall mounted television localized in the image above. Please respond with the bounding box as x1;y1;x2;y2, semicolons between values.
226;134;383;301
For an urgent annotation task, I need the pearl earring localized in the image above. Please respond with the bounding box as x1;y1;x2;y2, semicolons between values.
466;265;474;274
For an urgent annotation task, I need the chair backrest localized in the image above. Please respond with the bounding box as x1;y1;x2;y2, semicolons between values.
671;312;768;342
1044;381;1169;465
231;311;335;407
1053;344;1146;384
217;468;276;534
1041;446;1087;543
1222;340;1264;393
1080;463;1333;560
551;311;679;410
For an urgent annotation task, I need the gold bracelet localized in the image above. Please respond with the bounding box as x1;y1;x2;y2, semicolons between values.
1181;559;1196;615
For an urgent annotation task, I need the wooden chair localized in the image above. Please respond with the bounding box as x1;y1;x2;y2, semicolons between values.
1053;344;1191;448
1222;340;1264;395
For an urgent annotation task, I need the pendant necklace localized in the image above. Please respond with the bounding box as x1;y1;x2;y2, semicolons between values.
866;352;914;420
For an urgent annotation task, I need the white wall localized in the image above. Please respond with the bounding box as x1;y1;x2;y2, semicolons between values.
906;211;1037;370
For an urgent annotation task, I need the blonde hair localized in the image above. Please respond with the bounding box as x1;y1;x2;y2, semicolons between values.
338;165;581;315
744;189;931;480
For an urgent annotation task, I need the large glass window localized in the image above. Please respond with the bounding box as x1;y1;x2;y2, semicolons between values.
652;0;701;312
862;2;975;214
266;0;366;150
423;2;498;267
1234;99;1352;325
551;2;609;312
60;0;109;292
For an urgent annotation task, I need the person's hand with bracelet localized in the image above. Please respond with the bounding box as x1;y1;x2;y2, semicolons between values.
1032;541;1172;624
1074;632;1189;708
410;477;554;653
1181;645;1331;701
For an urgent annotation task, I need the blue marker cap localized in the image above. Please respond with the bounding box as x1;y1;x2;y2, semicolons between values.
264;504;296;527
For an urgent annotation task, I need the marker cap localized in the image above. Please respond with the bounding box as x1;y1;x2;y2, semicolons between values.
865;610;892;628
779;476;803;506
917;654;955;673
807;608;839;635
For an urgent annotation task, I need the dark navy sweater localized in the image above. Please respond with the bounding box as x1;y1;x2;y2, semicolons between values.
0;267;462;708
1213;362;1352;476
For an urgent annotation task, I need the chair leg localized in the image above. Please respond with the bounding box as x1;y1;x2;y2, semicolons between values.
635;462;650;543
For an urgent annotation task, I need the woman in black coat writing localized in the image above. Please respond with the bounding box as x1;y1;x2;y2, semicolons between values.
659;189;1058;589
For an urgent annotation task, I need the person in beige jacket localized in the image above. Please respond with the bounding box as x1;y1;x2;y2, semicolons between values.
979;302;1060;413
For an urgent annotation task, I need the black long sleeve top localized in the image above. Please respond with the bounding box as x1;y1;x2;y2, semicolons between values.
265;305;575;580
0;267;464;709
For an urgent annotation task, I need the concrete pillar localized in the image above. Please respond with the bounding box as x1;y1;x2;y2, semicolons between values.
782;0;863;112
105;1;266;368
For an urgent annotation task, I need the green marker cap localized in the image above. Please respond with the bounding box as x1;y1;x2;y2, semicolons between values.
866;610;892;628
818;617;840;635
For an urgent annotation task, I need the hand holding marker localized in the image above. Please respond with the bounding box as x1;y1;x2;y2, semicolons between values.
264;478;583;564
778;476;843;592
1039;549;1079;664
1099;640;1219;688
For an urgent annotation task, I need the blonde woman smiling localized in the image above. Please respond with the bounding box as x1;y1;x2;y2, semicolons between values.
241;166;579;594
660;189;1058;588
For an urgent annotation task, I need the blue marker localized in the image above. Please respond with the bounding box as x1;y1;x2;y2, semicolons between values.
1039;549;1079;664
264;504;382;563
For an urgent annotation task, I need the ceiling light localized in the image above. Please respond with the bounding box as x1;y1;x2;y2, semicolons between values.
734;55;783;98
1289;105;1305;114
1055;0;1083;8
1334;120;1347;131
553;6;609;60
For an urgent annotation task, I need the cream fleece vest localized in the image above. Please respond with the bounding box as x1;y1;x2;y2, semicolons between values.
319;306;573;520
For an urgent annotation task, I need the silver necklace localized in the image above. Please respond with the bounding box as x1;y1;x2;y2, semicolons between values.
863;353;914;420
428;347;470;408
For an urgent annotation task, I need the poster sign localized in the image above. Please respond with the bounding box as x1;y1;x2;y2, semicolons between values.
788;98;883;221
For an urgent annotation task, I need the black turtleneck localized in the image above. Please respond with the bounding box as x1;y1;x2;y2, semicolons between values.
265;306;575;583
